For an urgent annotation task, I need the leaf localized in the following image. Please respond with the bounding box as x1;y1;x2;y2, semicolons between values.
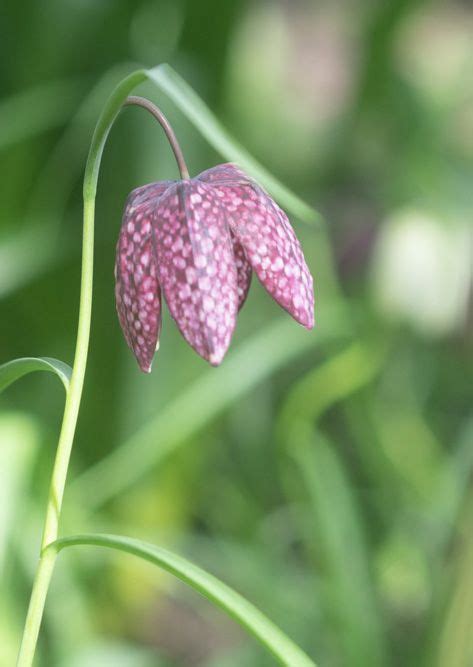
71;304;349;509
145;64;321;225
289;427;387;667
84;63;321;227
50;533;316;667
277;345;389;665
0;357;71;393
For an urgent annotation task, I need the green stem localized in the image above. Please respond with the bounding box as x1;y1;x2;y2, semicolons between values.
16;70;147;667
15;64;326;665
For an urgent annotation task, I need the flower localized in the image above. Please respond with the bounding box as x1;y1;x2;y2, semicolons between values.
115;163;314;372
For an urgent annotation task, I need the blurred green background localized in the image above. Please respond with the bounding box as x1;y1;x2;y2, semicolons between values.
1;0;472;665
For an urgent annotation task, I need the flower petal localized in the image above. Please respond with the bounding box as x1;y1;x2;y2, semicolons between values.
231;234;252;310
153;181;239;365
197;163;249;185
199;165;253;309
126;180;175;208
115;196;162;372
213;182;314;328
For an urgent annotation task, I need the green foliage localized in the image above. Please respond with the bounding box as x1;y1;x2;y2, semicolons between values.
50;534;316;667
147;65;320;225
1;1;472;665
0;358;71;393
9;56;322;666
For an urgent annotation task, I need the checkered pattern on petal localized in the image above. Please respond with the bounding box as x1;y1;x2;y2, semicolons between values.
208;178;314;328
116;163;314;372
153;181;239;365
115;192;163;372
231;234;252;309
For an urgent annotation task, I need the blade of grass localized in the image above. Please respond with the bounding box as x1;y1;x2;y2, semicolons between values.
80;62;321;230
146;64;321;225
278;342;389;666
0;357;71;393
289;425;387;667
48;533;317;667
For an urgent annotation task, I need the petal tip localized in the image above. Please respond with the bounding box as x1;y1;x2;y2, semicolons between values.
305;312;316;330
208;350;225;366
138;357;153;373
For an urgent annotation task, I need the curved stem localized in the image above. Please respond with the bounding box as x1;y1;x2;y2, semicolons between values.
16;70;148;667
124;95;190;179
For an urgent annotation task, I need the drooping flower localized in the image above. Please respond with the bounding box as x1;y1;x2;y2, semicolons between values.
115;163;314;372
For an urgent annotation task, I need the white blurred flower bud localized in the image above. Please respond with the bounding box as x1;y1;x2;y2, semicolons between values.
371;209;472;336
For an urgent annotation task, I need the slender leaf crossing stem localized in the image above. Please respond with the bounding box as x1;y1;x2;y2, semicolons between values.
46;534;316;667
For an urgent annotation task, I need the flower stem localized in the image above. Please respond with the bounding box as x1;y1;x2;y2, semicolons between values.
15;549;57;666
16;70;148;667
124;95;190;179
16;196;96;666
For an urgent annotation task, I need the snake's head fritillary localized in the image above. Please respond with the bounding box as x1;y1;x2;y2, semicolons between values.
115;164;314;372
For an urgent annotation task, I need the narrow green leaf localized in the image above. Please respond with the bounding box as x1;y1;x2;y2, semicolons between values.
145;64;321;225
71;305;349;509
0;357;71;393
277;345;389;665
289;426;387;667
50;533;316;667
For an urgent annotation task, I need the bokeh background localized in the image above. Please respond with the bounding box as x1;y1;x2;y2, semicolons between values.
1;0;472;665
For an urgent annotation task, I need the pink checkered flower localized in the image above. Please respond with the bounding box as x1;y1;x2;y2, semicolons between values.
115;163;314;372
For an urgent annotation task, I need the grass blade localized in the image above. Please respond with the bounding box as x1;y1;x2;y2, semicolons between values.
0;357;71;393
145;64;321;225
50;533;317;667
278;344;389;665
290;426;387;667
